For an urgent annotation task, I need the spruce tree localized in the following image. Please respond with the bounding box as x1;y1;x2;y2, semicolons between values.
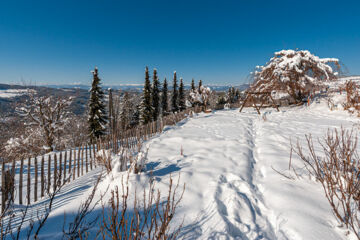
130;103;141;128
161;78;168;115
198;80;203;92
108;88;114;134
88;67;108;141
191;78;196;91
171;71;179;113
179;78;186;111
151;68;160;121
140;66;153;124
235;89;240;102
120;92;132;130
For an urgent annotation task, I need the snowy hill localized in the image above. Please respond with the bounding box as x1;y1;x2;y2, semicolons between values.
10;100;360;239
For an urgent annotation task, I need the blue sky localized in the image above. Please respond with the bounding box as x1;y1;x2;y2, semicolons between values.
0;0;359;85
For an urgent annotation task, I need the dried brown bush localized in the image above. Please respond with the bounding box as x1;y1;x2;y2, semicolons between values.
344;80;360;115
96;149;113;173
292;128;360;239
99;174;185;239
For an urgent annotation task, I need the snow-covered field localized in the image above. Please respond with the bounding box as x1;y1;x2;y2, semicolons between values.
0;89;35;98
12;100;360;239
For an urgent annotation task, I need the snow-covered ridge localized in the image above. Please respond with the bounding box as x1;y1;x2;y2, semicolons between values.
0;89;35;98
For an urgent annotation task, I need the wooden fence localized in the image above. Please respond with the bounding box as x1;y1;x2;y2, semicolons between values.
0;107;200;211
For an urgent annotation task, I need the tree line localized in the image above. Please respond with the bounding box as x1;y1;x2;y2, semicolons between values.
89;66;206;141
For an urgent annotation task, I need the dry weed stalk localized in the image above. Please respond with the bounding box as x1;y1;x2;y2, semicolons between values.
99;174;185;239
292;128;360;239
63;174;106;239
97;149;113;173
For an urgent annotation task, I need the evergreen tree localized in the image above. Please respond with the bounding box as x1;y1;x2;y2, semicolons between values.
130;103;141;128
108;88;114;134
191;78;196;91
140;66;153;124
161;78;168;115
120;92;132;130
235;89;240;102
179;78;186;111
231;87;236;102
171;71;179;112
151;68;160;121
88;67;108;141
198;80;203;92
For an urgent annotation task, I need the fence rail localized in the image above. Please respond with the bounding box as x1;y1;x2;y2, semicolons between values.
0;107;200;210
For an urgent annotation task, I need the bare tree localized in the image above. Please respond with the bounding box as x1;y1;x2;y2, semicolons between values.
15;93;73;152
251;49;340;103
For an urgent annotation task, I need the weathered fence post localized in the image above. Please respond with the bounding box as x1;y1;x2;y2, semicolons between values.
11;158;15;200
41;156;45;198
68;149;72;176
68;149;72;182
59;152;62;185
47;155;51;194
86;145;88;173
93;143;97;168
27;157;31;205
77;147;80;178
63;150;67;184
34;156;38;202
72;149;76;180
1;160;5;213
81;146;84;176
89;145;93;170
19;158;24;204
53;154;57;192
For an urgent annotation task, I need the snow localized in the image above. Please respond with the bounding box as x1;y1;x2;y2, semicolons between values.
9;102;360;239
0;89;35;98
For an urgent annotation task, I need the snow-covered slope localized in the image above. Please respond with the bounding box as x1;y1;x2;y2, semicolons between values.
13;102;360;239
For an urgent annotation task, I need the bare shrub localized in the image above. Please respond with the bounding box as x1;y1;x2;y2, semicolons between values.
98;174;185;239
292;128;360;238
343;80;360;115
97;149;113;173
63;174;106;239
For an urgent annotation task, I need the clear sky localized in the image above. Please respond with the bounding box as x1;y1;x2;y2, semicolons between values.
0;0;359;86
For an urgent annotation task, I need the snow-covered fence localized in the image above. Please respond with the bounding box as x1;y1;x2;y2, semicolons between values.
1;144;99;207
0;107;197;211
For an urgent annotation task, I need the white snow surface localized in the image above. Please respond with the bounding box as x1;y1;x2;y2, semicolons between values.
12;102;360;239
0;89;35;98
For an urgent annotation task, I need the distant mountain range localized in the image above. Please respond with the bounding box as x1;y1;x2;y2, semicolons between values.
0;82;249;117
40;83;250;92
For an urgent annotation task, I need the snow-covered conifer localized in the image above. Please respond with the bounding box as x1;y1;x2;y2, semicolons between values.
141;66;153;124
88;67;108;141
151;68;160;120
161;78;169;115
179;78;186;111
171;71;179;112
108;88;115;134
130;103;141;128
188;85;212;110
120;92;133;130
191;78;196;91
